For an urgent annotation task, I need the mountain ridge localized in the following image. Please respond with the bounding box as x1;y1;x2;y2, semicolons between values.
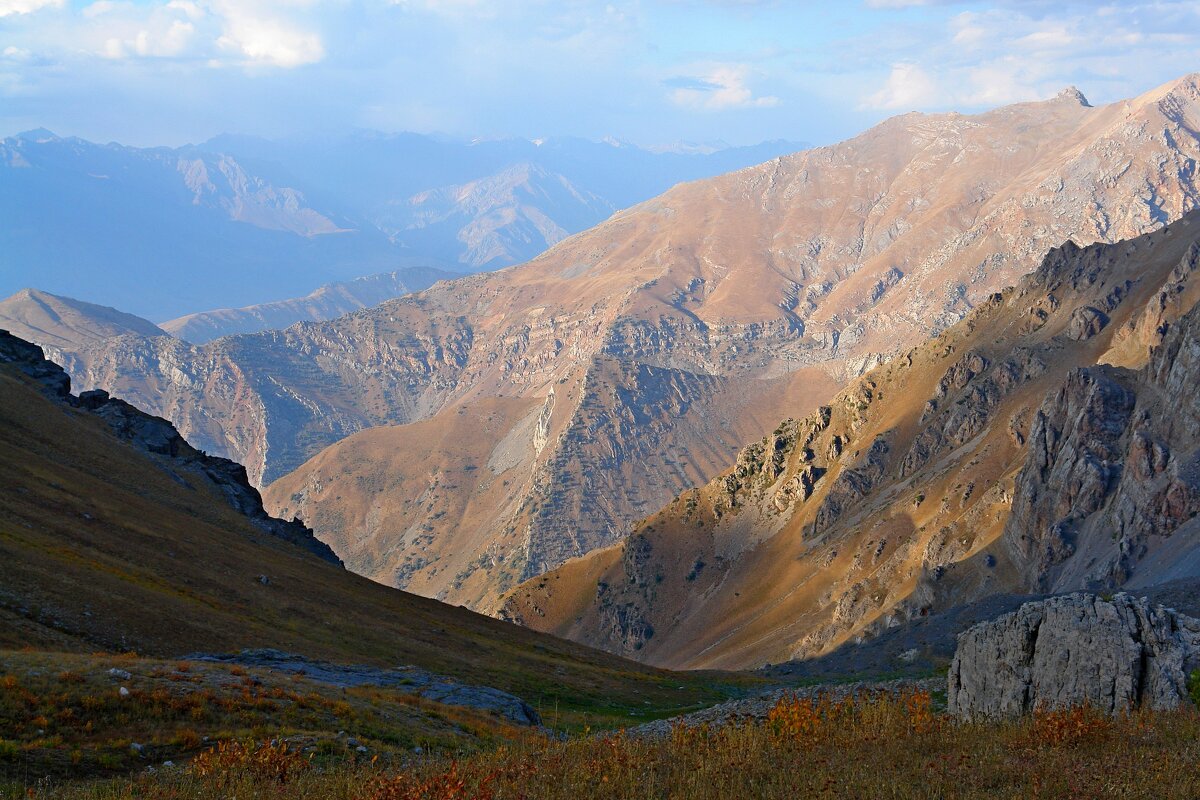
2;129;800;318
0;329;733;728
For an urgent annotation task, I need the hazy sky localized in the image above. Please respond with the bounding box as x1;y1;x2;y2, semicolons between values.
2;0;1199;148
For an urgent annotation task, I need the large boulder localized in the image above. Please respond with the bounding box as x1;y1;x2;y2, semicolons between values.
948;593;1200;718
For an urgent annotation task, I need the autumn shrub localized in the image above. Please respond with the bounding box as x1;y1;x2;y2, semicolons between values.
1026;703;1113;748
188;739;310;786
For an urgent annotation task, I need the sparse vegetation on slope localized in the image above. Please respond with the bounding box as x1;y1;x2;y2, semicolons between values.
0;650;529;785
12;690;1200;800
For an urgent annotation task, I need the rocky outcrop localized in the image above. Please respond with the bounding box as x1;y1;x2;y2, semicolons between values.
0;329;341;566
189;649;540;727
948;593;1200;718
1003;300;1200;593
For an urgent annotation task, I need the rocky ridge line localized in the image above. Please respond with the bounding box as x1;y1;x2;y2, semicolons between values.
0;329;341;566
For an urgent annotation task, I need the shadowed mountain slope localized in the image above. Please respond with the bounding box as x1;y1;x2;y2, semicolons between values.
502;212;1200;670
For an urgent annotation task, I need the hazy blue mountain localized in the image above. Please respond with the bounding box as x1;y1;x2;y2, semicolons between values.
205;133;807;266
2;128;806;320
1;130;415;320
160;266;459;343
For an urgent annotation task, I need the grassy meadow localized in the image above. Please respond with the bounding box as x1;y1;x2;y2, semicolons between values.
7;678;1200;800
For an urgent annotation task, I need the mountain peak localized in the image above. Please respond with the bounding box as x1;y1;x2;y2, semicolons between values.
14;127;58;142
1056;86;1091;107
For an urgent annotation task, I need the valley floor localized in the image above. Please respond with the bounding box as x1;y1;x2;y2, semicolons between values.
9;673;1200;799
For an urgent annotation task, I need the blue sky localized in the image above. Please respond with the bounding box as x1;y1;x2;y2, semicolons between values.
1;0;1199;148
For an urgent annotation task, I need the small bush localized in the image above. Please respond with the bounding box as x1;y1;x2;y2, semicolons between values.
1026;703;1113;748
190;740;310;786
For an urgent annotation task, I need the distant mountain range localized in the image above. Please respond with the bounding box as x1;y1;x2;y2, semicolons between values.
13;75;1200;618
0;128;804;320
0;265;460;350
160;266;458;343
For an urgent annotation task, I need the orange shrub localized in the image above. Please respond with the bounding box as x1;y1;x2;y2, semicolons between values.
1027;703;1113;748
189;739;310;785
365;762;486;800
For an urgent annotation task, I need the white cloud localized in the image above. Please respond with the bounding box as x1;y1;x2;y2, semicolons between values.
215;12;324;68
859;2;1200;113
668;64;779;110
165;0;203;20
863;62;939;109
36;0;324;68
0;0;62;17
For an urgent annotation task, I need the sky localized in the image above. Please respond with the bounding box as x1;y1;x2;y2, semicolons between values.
1;0;1199;148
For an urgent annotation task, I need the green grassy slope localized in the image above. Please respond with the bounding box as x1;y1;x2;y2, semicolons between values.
0;361;747;731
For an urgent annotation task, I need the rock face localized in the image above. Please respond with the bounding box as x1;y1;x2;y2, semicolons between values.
948;593;1200;718
1002;259;1200;593
189;649;540;727
20;75;1200;611
0;329;341;566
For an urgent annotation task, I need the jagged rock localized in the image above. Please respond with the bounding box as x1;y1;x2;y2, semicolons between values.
188;649;541;727
936;351;989;397
948;593;1200;718
1066;306;1110;340
1004;302;1200;592
0;329;71;398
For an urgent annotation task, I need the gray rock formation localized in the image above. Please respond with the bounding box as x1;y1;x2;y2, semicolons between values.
1004;296;1200;593
948;593;1200;718
0;329;341;566
188;649;540;727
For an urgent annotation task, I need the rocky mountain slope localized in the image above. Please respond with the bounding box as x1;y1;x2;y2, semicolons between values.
159;266;458;343
0;328;340;564
28;75;1200;612
502;211;1200;670
0;330;730;726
